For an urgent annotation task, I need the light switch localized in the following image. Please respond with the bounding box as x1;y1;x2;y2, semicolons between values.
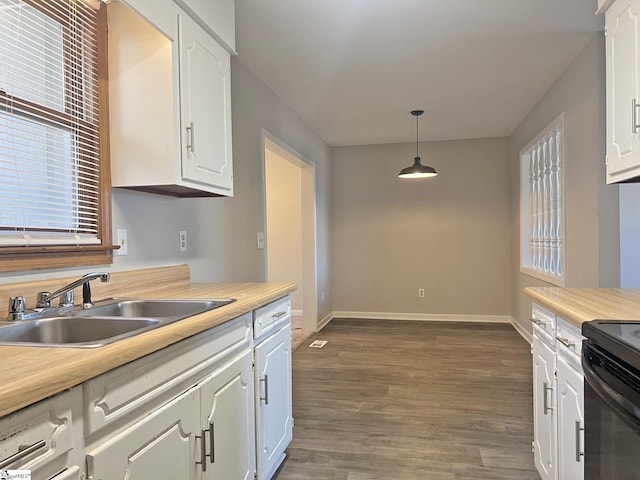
257;232;265;250
117;229;128;256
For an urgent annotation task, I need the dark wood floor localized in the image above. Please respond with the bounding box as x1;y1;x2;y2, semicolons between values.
276;319;540;480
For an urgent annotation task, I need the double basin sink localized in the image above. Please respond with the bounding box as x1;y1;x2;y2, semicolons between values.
0;298;235;348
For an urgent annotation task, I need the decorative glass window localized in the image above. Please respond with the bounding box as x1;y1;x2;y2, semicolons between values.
520;113;565;286
0;0;113;271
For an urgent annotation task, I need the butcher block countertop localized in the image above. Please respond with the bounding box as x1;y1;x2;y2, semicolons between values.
525;286;640;327
0;265;296;417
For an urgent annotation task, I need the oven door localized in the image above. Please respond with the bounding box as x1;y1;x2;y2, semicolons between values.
582;342;640;479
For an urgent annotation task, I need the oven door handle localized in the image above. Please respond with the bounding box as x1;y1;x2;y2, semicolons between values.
583;348;640;428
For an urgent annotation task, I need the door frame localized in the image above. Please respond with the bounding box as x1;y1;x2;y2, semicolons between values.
262;130;318;331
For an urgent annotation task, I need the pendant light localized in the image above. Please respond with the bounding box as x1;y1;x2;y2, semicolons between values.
398;110;437;179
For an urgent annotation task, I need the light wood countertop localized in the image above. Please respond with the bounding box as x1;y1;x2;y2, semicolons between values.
0;278;296;418
525;286;640;327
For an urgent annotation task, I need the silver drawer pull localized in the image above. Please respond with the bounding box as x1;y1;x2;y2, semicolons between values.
633;99;640;133
260;374;269;405
543;382;553;415
530;317;549;325
557;337;576;349
576;420;584;462
0;440;46;469
272;311;286;319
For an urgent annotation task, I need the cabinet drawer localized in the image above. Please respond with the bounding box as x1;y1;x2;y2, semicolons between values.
0;389;77;473
84;313;251;438
254;296;291;340
531;303;556;343
556;315;584;369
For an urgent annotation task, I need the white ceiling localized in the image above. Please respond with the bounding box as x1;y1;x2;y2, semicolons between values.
234;0;603;147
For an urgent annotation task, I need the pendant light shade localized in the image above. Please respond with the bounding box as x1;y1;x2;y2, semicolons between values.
398;110;437;179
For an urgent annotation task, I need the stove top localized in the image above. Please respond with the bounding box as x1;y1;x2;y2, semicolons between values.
583;321;640;372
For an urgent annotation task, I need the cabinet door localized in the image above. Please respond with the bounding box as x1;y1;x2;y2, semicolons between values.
533;335;557;480
199;349;255;480
606;0;640;183
87;387;199;480
178;12;233;195
557;355;584;480
48;466;82;480
254;324;293;480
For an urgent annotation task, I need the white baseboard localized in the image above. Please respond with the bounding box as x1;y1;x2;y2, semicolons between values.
316;312;334;331
510;316;533;344
331;311;512;323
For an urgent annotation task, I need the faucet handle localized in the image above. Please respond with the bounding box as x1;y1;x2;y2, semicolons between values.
7;296;26;321
58;291;74;308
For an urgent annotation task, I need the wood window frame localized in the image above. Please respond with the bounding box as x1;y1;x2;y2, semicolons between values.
0;0;116;272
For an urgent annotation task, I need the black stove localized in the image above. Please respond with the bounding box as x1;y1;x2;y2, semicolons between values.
582;320;640;480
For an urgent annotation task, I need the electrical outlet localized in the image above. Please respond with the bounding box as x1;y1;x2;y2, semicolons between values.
256;232;265;250
418;288;425;298
179;230;187;252
116;229;128;256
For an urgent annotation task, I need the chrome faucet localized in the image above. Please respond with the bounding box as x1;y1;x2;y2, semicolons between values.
7;272;110;321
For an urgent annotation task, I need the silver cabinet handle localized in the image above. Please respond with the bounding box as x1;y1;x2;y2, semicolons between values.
557;337;575;349
0;440;46;469
576;420;584;462
272;311;287;319
196;423;215;471
196;428;208;472
209;422;215;464
543;382;553;415
186;121;195;152
260;374;269;405
530;317;550;326
633;99;640;133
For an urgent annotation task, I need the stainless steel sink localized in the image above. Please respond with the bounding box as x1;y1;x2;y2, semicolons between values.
72;298;234;320
0;298;236;348
0;316;160;347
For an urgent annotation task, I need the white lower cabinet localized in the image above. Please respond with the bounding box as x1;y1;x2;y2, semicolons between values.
49;466;82;480
557;354;584;480
533;333;557;480
0;296;294;480
254;324;293;480
86;387;200;480
200;350;255;480
87;349;255;480
531;303;585;480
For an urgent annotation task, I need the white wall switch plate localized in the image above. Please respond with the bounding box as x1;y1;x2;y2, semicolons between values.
257;231;265;250
116;229;128;256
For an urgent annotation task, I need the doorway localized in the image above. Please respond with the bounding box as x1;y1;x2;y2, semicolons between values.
263;133;318;333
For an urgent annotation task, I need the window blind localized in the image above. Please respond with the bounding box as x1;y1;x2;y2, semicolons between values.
0;0;102;246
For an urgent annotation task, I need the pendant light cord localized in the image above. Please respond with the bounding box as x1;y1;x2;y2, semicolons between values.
416;114;419;158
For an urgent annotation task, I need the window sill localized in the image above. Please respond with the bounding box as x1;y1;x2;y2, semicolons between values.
0;245;119;273
521;267;566;287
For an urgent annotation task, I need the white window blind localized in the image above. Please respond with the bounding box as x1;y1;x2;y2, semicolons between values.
0;0;102;247
520;113;565;286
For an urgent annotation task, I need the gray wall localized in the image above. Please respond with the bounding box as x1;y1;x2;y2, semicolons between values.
0;58;334;325
509;33;620;335
620;185;640;287
331;138;511;316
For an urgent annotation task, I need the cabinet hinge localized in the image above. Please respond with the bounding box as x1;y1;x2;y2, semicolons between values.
252;361;255;372
531;441;535;453
254;471;258;480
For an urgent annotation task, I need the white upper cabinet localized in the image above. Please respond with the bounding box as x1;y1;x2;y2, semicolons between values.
604;0;640;183
108;0;234;197
175;0;236;52
179;12;233;195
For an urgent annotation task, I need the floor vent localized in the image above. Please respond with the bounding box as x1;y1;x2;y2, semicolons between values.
309;340;328;348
